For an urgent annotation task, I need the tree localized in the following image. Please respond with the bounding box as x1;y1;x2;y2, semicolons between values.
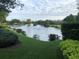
77;0;79;10
26;19;32;24
76;13;79;24
0;0;23;12
10;19;21;25
63;14;76;24
61;13;79;40
0;10;8;23
0;0;23;23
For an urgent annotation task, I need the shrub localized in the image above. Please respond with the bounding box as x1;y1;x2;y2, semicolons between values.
15;29;25;35
48;34;59;41
33;34;39;40
60;40;79;59
61;14;79;40
69;29;79;40
61;24;79;40
0;29;19;48
0;23;9;29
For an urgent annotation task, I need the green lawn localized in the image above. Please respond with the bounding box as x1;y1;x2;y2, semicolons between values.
0;34;62;59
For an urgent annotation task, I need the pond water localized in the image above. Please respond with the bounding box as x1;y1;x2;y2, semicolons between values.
11;24;62;41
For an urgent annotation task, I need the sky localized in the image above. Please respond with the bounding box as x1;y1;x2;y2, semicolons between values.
7;0;79;21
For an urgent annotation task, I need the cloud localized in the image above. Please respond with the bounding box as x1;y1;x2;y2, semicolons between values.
7;0;78;21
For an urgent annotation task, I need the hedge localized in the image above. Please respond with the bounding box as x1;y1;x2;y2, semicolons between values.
60;40;79;59
61;24;79;40
0;29;19;48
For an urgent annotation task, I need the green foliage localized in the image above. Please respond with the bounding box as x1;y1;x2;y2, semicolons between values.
60;40;79;59
33;20;54;27
48;34;59;41
15;29;25;35
62;24;79;40
76;13;79;23
0;10;8;23
68;29;79;40
9;19;21;25
61;13;79;40
0;29;19;48
63;14;76;24
33;20;62;28
0;0;23;12
0;33;62;59
26;19;32;24
0;23;9;29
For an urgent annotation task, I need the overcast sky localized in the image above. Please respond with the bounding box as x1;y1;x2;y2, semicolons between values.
7;0;79;21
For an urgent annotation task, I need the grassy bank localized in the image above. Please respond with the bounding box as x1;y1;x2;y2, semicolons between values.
0;33;62;59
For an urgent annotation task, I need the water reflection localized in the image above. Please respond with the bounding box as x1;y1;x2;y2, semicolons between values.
11;25;62;41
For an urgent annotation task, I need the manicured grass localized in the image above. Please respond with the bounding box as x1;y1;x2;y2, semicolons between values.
0;33;62;59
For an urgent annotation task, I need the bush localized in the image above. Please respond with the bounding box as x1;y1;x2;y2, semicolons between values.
15;29;25;35
60;40;79;59
0;29;19;48
61;24;79;40
48;34;59;41
68;29;79;40
33;34;39;40
0;23;9;29
61;14;79;40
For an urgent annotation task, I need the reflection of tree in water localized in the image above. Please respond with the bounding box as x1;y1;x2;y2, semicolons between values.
33;34;39;40
26;19;32;26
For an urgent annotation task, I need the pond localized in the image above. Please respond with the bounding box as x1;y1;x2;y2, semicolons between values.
11;24;62;41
